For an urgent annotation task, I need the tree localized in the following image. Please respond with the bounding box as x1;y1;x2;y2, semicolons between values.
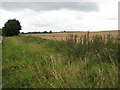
2;19;21;36
43;31;48;33
0;28;2;35
49;30;52;33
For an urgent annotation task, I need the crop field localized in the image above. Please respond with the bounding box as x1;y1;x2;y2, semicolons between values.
25;30;119;40
2;31;119;88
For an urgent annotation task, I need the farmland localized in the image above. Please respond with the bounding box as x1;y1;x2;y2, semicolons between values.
25;30;119;40
2;30;119;88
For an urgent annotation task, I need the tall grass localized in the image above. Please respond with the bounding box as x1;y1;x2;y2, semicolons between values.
2;34;119;88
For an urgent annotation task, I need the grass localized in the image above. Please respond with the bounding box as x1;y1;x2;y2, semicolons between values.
2;33;119;88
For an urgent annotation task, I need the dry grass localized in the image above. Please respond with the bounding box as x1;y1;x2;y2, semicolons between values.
24;30;119;40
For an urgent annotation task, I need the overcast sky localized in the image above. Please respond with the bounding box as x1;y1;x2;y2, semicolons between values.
0;0;119;32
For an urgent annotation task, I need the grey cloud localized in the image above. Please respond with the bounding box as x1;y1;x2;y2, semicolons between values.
106;17;118;20
2;2;99;12
33;24;50;27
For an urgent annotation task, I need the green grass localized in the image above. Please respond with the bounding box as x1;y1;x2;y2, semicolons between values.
2;34;119;88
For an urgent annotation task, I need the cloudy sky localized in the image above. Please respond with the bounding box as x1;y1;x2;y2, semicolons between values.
0;0;119;32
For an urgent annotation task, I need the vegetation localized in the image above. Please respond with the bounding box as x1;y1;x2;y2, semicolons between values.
2;33;119;88
49;30;52;33
22;30;53;34
0;29;2;35
2;19;21;36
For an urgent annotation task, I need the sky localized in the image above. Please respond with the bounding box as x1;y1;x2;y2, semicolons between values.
0;0;119;32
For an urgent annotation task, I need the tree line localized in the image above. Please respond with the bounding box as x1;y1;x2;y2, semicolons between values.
21;31;52;34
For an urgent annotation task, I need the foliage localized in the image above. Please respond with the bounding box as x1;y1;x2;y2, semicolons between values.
2;34;119;88
43;31;48;33
0;29;2;35
2;19;21;36
49;30;52;33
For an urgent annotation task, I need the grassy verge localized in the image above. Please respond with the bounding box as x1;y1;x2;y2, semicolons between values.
2;34;119;88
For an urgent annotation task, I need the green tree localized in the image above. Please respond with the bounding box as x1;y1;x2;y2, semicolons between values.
43;31;48;33
49;30;52;33
2;19;21;36
0;28;2;35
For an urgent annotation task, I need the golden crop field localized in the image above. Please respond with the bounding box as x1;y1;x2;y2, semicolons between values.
24;30;119;40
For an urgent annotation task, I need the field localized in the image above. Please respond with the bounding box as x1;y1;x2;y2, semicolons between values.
25;30;119;40
2;31;119;88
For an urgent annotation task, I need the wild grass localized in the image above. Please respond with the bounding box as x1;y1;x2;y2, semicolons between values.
2;33;119;88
